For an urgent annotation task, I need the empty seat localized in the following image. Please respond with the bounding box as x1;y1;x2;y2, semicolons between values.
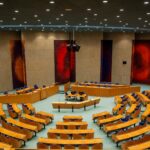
72;134;82;139
50;144;61;150
64;145;75;149
92;143;102;150
78;144;89;150
37;143;49;149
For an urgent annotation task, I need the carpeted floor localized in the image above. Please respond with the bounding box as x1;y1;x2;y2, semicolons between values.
3;83;150;149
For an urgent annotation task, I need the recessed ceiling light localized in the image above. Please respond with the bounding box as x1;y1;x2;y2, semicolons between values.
49;22;51;24
14;10;19;13
24;21;27;24
85;20;88;23
37;19;40;22
104;18;107;21
146;12;150;15
56;18;60;21
144;1;149;5
65;8;72;11
84;17;88;20
120;8;124;12
0;20;3;23
12;17;16;21
119;20;122;23
102;0;108;3
99;22;103;24
34;14;38;18
138;17;142;20
60;13;64;17
49;1;55;4
46;8;50;12
65;20;68;23
0;2;4;5
125;23;128;25
94;13;98;16
145;20;148;22
87;8;91;11
116;15;120;18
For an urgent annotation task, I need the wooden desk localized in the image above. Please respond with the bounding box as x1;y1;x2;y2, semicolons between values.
141;104;150;120
0;126;26;141
92;111;110;123
97;115;123;128
114;96;123;104
127;140;150;150
67;93;88;101
136;92;150;106
56;121;88;129
126;104;137;115
38;137;102;145
52;97;100;112
103;118;139;136
25;103;35;112
63;116;83;122
6;118;38;132
0;142;12;149
36;111;54;120
22;114;47;125
47;129;94;138
113;125;150;146
12;104;22;114
125;94;136;105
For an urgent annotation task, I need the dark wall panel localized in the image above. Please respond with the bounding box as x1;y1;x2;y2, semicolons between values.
132;40;150;84
10;40;26;89
100;40;112;82
54;40;76;83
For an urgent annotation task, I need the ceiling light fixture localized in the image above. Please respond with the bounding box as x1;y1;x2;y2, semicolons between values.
144;1;149;5
49;1;55;4
46;8;50;12
0;2;4;5
120;8;124;12
14;10;19;13
87;8;91;11
102;0;108;4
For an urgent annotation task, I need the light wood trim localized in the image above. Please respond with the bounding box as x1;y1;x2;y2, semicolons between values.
126;104;137;115
38;138;102;145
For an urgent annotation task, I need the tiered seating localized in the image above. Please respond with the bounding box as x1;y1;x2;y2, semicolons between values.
22;103;54;124
1;117;35;140
112;125;150;147
121;134;150;150
37;115;103;150
7;104;22;118
19;114;47;131
0;126;26;148
103;118;139;136
63;115;83;122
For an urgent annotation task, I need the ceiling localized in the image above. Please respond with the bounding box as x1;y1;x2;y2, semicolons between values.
0;0;150;32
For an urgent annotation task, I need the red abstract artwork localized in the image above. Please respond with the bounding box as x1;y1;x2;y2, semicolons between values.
10;40;26;88
54;40;76;83
132;40;150;84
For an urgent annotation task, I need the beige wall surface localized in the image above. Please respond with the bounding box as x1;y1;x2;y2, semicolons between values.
0;31;20;91
104;32;135;85
22;31;68;87
75;32;103;82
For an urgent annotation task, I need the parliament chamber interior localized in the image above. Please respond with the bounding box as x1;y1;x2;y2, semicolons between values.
1;0;150;150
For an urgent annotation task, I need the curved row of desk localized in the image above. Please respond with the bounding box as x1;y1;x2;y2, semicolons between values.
71;83;140;97
0;85;59;104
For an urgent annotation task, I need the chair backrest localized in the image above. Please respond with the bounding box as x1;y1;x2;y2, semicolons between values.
60;134;69;139
92;143;102;150
78;144;89;150
85;133;94;139
64;145;75;149
50;144;61;150
72;134;82;140
37;143;49;149
48;133;57;139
